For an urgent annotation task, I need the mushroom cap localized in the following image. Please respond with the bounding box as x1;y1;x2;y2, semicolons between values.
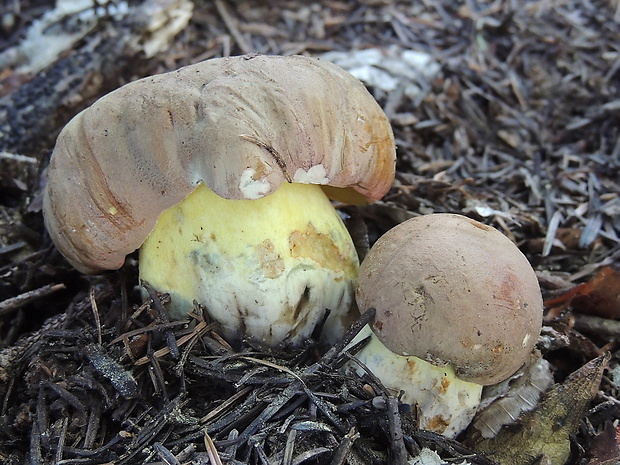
43;54;395;273
355;213;543;385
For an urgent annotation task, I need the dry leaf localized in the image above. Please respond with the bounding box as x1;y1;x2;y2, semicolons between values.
467;351;554;439
466;353;611;465
584;421;620;465
545;267;620;320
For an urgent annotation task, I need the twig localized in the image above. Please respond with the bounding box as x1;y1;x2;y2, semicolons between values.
200;386;252;423
153;441;181;465
0;283;66;316
215;0;252;53
144;282;181;360
387;396;408;464
301;386;347;434
282;428;296;465
237;382;300;443
292;447;331;464
0;241;26;256
315;307;376;370
109;320;189;345
342;351;391;398
90;287;102;345
135;321;209;366
573;314;620;339
83;404;102;449
329;427;359;465
0;151;37;163
55;415;69;464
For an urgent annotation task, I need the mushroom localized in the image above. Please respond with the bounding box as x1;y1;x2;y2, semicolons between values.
349;213;543;437
43;54;396;347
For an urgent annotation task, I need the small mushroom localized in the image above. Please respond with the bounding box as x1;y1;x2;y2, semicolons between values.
350;213;543;437
43;54;395;347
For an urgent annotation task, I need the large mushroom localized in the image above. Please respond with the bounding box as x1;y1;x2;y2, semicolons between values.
350;213;543;437
43;54;396;346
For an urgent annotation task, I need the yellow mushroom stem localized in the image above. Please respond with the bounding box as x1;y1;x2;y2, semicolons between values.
347;325;483;438
139;182;359;347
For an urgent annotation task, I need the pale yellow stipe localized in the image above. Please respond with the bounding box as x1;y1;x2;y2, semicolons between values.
347;325;483;438
139;182;359;346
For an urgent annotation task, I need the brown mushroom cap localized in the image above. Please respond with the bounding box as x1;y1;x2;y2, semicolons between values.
43;54;395;274
355;213;543;385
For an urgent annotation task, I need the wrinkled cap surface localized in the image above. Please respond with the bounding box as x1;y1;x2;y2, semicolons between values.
43;54;396;273
355;214;543;385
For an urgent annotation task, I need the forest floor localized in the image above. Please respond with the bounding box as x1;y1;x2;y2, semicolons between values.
0;1;619;464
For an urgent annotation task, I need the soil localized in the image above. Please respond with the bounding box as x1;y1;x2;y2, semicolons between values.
0;1;619;464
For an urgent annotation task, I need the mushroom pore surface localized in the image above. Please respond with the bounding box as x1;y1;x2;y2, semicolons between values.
355;213;543;385
43;54;395;273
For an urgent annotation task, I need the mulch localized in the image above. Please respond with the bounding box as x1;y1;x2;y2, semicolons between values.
0;0;619;464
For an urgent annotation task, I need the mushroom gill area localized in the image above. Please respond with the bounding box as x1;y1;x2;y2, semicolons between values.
138;181;359;347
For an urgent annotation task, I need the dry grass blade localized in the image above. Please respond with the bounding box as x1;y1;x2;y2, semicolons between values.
204;432;224;465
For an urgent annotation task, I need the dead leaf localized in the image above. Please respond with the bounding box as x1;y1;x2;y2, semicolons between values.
544;267;620;320
527;228;584;255
584;421;620;465
468;351;554;439
466;353;611;465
